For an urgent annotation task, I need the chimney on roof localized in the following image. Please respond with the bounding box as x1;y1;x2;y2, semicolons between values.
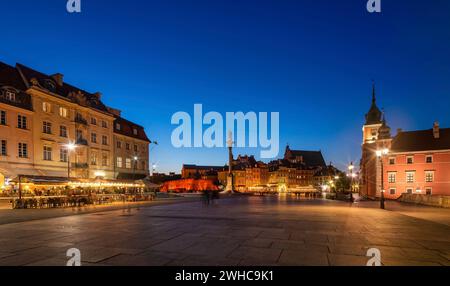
51;73;64;86
107;107;122;117
93;92;102;100
433;122;440;139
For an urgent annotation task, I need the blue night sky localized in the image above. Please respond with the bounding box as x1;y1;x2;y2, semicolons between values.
1;0;450;173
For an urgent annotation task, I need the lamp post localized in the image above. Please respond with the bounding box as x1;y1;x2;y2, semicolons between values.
376;148;389;210
149;141;158;176
66;143;76;180
132;156;138;180
348;162;354;202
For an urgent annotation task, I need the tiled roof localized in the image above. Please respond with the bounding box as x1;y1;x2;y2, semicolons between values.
285;148;327;168
0;62;33;110
1;61;150;143
391;128;450;152
113;116;150;142
16;63;110;113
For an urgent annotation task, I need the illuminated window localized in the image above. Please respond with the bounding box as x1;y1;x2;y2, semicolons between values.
5;90;16;101
60;148;68;162
406;171;415;183
388;172;396;183
17;115;27;129
126;158;131;169
18;143;27;158
133;128;138;135
59;107;68;118
102;153;108;166
43;146;52;161
116;123;121;130
425;171;434;183
43;121;52;134
91;152;97;165
42;102;51;113
116;157;122;168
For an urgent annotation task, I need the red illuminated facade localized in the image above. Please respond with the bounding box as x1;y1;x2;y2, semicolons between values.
360;85;450;199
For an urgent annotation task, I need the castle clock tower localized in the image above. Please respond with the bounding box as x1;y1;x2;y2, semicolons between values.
360;84;392;199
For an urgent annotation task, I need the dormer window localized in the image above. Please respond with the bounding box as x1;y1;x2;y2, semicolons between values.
5;90;16;101
44;79;56;91
116;123;121;130
133;128;138;135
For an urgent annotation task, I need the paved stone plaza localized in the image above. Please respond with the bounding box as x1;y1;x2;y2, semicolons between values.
0;196;449;266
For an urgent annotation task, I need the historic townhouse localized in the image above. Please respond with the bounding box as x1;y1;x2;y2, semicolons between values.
0;62;35;186
111;111;150;180
0;61;150;189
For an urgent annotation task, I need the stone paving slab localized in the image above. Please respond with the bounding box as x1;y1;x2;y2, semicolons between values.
0;196;449;266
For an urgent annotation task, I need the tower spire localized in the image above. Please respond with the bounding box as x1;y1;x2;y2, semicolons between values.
372;80;376;104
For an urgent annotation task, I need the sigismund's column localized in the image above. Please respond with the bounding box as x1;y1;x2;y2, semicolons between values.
225;131;234;193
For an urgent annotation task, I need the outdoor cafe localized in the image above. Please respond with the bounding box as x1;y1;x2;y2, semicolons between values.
0;175;159;209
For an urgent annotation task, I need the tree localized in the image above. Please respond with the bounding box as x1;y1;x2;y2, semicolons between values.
335;175;351;193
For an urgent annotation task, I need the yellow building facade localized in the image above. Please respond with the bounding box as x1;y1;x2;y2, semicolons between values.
0;61;150;191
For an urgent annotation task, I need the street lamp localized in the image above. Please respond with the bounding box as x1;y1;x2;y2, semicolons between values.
132;156;138;180
348;162;355;202
66;143;76;180
376;148;389;209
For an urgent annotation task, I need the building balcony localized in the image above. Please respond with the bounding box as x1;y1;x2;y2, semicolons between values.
71;163;89;169
76;138;89;146
74;116;88;125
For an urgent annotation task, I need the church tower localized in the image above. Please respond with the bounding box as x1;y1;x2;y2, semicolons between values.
360;84;392;199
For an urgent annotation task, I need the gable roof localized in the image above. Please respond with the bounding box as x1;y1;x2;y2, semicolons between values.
391;128;450;152
285;148;327;168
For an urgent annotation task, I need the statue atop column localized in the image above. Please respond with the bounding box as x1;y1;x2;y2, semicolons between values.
225;130;234;193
